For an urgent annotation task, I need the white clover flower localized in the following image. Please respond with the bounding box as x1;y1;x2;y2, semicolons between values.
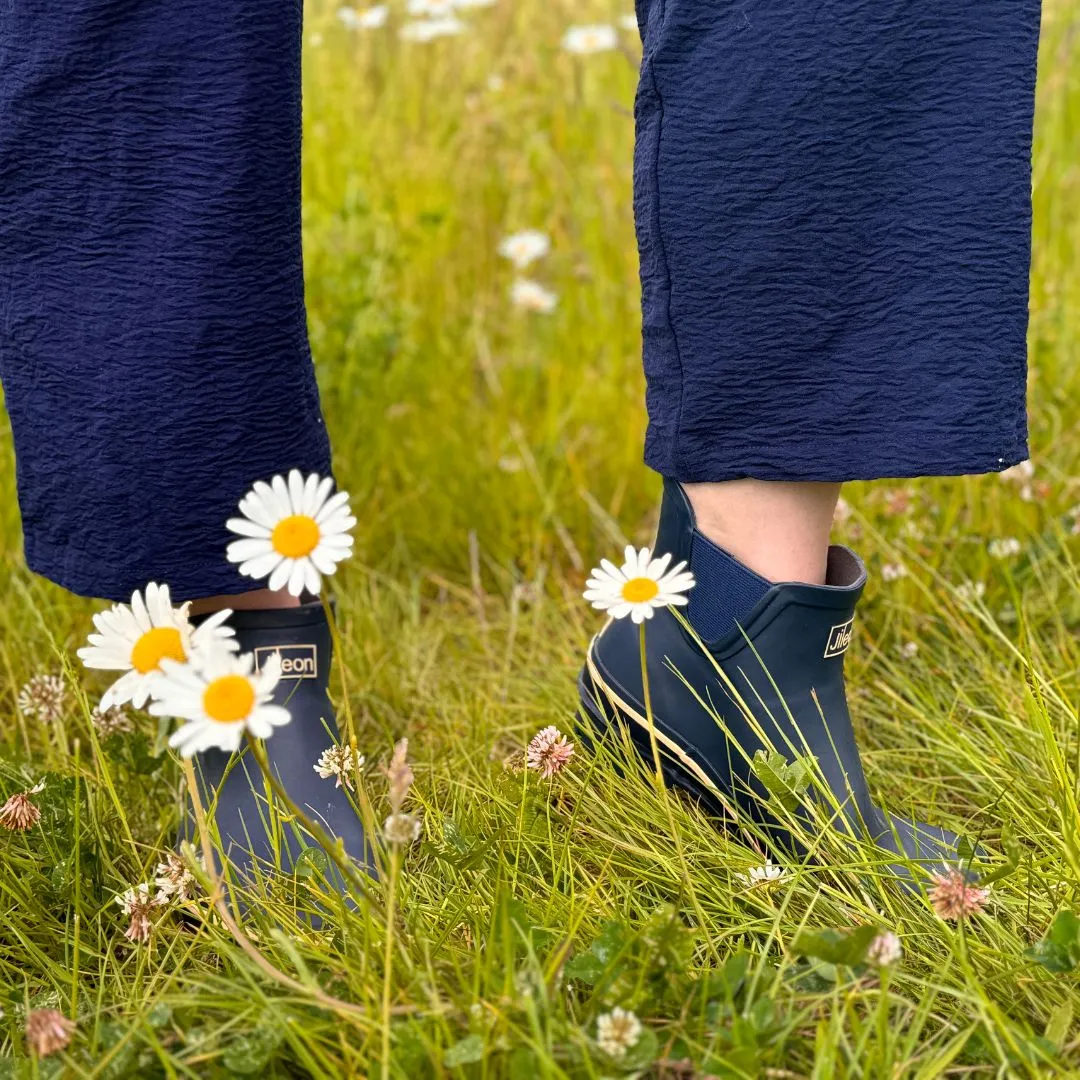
561;24;619;54
865;931;902;967
226;470;356;597
16;674;66;724
149;645;290;757
596;1007;642;1059
734;859;787;889
115;883;164;942
526;726;574;777
897;641;919;660
383;812;422;844
509;278;557;313
955;580;986;603
988;537;1022;560
400;15;464;39
154;851;200;903
314;745;365;789
78;583;237;710
583;545;695;624
498;230;551;269
881;562;907;582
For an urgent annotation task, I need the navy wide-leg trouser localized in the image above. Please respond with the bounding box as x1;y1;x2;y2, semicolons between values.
0;0;331;601
1;1;1042;600
635;0;1041;483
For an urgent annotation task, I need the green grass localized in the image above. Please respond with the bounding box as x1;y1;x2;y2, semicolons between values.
3;0;1080;1075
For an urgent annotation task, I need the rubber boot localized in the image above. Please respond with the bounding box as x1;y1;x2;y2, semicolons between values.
189;602;369;889
580;479;973;884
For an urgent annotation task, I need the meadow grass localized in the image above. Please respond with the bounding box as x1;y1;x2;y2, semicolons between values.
3;1;1080;1075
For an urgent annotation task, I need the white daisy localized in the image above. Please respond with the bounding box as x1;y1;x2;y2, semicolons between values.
339;4;389;28
400;16;464;40
77;583;237;710
149;648;290;758
583;546;695;624
510;278;557;313
498;230;551;269
406;0;455;14
561;24;619;55
225;470;356;598
734;859;787;888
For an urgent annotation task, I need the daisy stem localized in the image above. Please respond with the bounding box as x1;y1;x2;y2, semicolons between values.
381;846;401;1080
243;733;377;905
637;621;714;958
180;756;374;1019
638;622;662;787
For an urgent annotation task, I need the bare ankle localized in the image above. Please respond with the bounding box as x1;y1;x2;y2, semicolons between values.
187;588;302;616
681;479;841;584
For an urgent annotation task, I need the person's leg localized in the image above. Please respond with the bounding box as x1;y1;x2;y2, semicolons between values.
0;0;364;882
584;0;1041;879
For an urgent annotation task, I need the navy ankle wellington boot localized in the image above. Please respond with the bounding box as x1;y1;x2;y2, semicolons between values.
579;480;971;884
190;602;368;886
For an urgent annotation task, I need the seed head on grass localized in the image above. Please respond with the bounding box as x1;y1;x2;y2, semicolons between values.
928;870;990;921
17;674;65;723
25;1009;75;1058
596;1007;642;1059
526;725;574;777
0;781;45;831
383;738;421;845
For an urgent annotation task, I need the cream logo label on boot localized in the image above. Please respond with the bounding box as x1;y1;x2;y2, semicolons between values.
824;618;854;659
254;644;318;679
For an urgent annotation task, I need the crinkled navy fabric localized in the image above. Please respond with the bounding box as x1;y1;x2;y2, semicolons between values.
634;0;1040;483
0;0;331;601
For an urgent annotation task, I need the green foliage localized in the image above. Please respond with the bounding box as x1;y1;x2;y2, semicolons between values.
2;1;1080;1076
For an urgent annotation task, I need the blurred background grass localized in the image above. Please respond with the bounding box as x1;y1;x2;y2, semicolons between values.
2;0;1080;1076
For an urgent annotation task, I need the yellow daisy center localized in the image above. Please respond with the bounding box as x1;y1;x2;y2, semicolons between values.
130;627;186;674
271;514;321;558
202;675;256;724
621;576;660;604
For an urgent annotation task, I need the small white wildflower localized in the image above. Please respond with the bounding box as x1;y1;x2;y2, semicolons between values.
832;497;853;525
562;24;619;54
91;705;134;737
154;851;200;903
955;580;986;603
498;230;551;269
735;859;787;889
619;13;639;32
526;726;575;777
897;641;919;660
383;813;422;845
988;537;1022;560
865;930;902;967
17;674;66;723
314;745;365;790
881;562;907;582
115;883;164;942
596;1007;642;1059
486;74;505;92
510;278;557;313
400;15;464;39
